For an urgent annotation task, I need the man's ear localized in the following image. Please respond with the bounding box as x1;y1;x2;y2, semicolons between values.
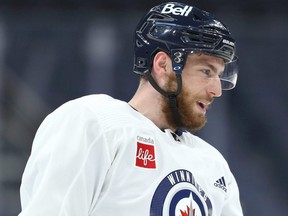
152;51;171;78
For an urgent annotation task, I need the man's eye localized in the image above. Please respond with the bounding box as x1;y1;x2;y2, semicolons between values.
202;69;212;77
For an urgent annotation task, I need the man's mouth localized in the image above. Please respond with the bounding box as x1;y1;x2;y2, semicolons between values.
196;101;211;113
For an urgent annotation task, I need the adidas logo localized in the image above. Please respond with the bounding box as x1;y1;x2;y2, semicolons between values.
214;176;227;192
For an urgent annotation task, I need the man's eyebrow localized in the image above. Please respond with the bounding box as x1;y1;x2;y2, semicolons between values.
200;62;218;74
195;58;217;70
206;63;217;72
204;62;224;76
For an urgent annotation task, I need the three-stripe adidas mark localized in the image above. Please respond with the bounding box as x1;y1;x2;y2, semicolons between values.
214;176;227;192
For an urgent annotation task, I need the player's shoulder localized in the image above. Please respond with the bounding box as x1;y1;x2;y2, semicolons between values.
45;94;122;121
56;94;125;113
51;94;142;129
183;132;229;165
71;94;120;107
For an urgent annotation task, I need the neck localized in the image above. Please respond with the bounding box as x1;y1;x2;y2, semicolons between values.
128;82;176;131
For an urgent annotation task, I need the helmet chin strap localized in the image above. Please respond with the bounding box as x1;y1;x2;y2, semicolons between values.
144;71;183;127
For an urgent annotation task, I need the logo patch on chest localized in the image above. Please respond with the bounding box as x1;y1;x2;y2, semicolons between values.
135;142;156;169
214;176;227;193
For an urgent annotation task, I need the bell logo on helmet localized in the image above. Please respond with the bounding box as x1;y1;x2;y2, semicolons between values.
161;3;192;17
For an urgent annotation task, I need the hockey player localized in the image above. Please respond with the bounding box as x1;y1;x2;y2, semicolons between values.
19;2;243;215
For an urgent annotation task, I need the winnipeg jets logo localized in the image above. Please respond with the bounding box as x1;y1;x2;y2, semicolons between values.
178;193;196;216
150;170;213;216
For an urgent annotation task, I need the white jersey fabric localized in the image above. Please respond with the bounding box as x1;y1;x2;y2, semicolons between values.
19;94;243;216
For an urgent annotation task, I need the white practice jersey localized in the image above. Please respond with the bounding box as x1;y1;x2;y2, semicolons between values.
19;94;243;216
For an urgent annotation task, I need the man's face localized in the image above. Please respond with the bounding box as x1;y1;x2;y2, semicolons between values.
162;53;225;131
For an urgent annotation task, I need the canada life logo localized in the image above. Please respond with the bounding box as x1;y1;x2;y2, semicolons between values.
161;3;193;16
135;135;156;169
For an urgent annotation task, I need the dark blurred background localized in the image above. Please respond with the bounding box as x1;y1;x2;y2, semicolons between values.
0;0;287;215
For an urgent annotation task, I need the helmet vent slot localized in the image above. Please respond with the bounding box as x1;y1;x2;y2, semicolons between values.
220;45;234;58
203;26;224;34
181;30;218;46
148;13;169;21
192;14;202;21
139;22;148;33
136;39;143;47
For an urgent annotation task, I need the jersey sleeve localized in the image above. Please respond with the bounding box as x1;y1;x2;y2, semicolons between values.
19;99;115;216
221;171;244;216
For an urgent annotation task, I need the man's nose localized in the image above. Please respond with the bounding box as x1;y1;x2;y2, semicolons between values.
208;77;222;97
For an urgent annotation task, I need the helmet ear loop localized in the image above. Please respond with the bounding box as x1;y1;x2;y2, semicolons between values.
143;52;184;128
162;50;188;128
170;50;189;96
171;50;187;70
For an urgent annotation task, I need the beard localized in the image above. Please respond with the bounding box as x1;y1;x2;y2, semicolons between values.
177;90;208;131
161;75;209;132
